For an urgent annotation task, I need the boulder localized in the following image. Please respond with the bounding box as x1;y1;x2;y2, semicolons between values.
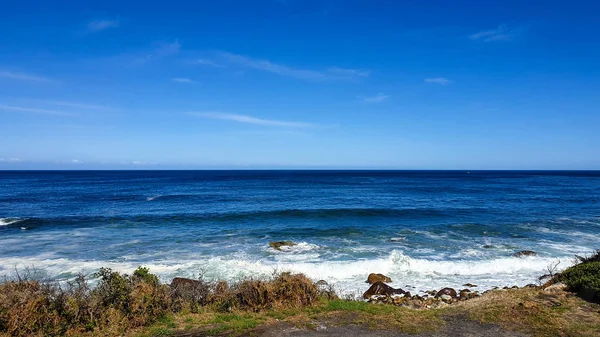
513;250;537;258
524;284;538;288
440;294;453;302
170;277;201;289
363;282;406;299
483;245;494;249
366;273;392;284
459;289;471;300
435;287;457;298
316;280;328;286
463;283;477;287
544;282;567;292
269;241;295;251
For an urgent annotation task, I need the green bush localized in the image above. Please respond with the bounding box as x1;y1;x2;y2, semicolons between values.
558;261;600;303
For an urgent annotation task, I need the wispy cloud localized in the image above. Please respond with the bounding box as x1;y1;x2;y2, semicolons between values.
0;105;78;116
361;93;388;103
172;78;195;83
87;19;119;33
470;25;518;42
23;99;114;111
134;40;181;64
0;157;22;163
195;59;223;67
424;77;451;85
0;70;53;83
218;52;369;81
190;111;316;128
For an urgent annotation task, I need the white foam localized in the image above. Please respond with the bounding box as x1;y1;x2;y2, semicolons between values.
147;195;161;201
0;218;22;226
0;249;581;297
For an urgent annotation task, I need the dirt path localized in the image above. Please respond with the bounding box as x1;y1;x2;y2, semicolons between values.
176;316;528;337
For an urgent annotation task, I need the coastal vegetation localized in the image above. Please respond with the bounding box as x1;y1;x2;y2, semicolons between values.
0;251;599;336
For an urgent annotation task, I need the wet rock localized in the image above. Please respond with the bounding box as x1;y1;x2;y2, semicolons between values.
316;280;328;286
483;245;494;249
463;283;477;287
511;285;519;289
366;273;392;284
524;284;538;288
513;250;537;258
269;241;295;251
363;282;406;299
435;287;457;298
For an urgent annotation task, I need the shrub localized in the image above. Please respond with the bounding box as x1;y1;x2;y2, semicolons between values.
558;261;600;303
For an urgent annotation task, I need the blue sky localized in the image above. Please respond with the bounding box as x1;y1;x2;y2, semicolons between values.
1;0;599;169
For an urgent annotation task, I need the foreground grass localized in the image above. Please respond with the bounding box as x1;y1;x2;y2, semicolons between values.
130;288;600;337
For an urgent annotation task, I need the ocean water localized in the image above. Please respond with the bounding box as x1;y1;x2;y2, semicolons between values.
1;170;599;296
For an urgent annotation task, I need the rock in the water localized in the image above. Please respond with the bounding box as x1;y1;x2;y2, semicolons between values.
483;245;494;249
316;280;328;286
544;282;567;292
366;273;392;284
435;287;457;298
269;241;295;251
363;282;406;299
463;283;477;287
513;250;537;258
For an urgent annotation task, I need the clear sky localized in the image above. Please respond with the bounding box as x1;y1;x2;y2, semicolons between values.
1;0;599;169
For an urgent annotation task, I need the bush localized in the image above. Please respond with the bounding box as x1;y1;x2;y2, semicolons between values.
558;261;600;303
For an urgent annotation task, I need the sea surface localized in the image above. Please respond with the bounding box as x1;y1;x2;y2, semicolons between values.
1;170;599;296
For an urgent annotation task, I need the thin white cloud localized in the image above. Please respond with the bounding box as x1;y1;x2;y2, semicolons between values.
424;77;451;85
0;71;52;83
362;93;388;103
172;78;195;83
71;159;84;164
0;158;22;163
470;25;516;42
0;105;78;116
218;52;369;81
87;19;119;33
195;59;223;67
134;40;181;64
190;111;316;128
24;99;113;111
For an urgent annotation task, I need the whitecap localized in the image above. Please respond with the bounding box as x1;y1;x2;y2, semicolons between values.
0;218;22;226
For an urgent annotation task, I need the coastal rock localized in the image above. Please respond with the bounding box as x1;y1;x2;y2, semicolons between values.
366;273;392;284
440;294;453;302
435;287;457;298
524;284;538;288
363;282;406;299
459;289;471;300
513;250;537;258
269;241;295;251
483;245;494;249
170;277;201;290
316;280;328;286
544;282;567;292
463;283;477;287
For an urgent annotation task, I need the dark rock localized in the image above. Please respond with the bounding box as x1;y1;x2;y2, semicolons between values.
459;289;471;300
170;277;201;289
363;282;406;299
316;280;328;286
463;283;477;287
366;273;392;284
269;241;295;251
483;245;494;249
513;250;537;258
524;284;538;288
435;287;457;298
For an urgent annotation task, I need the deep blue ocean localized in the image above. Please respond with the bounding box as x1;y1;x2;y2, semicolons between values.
1;170;599;295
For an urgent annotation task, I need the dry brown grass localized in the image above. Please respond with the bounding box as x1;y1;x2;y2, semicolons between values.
454;288;600;337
